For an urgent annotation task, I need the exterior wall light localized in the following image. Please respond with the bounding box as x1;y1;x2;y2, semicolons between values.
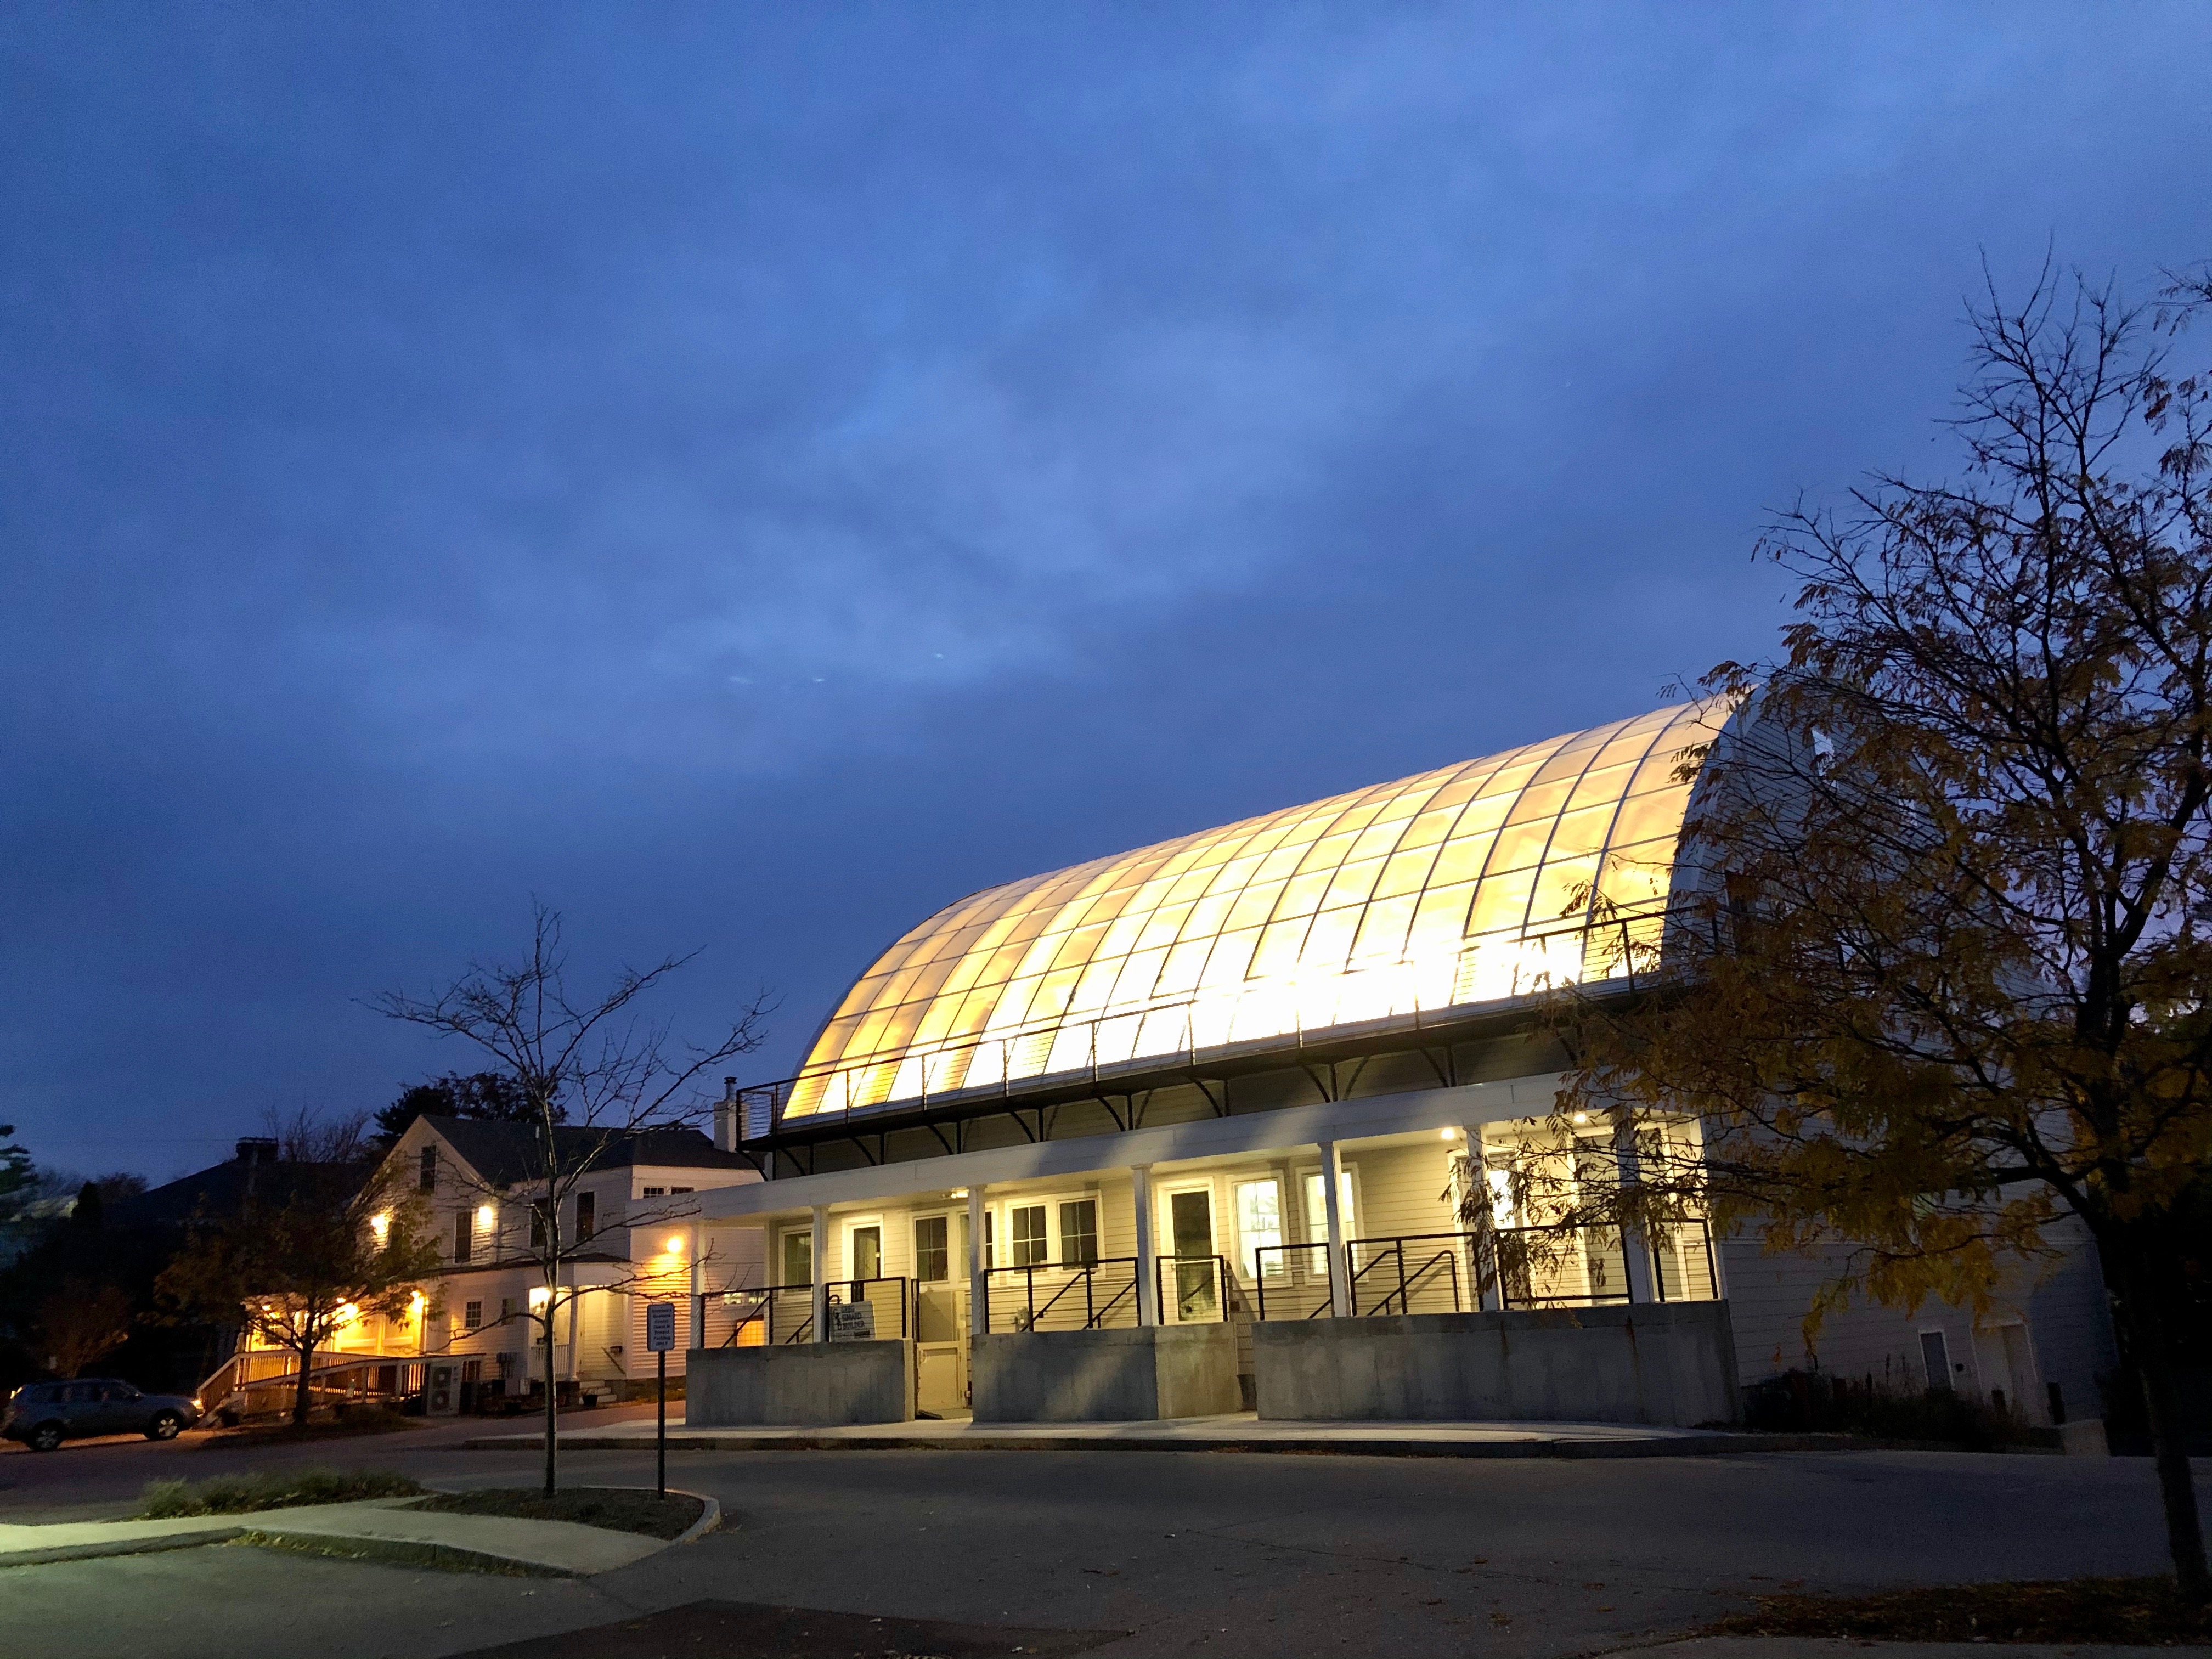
528;1286;552;1308
1439;1127;1457;1141
370;1212;391;1240
665;1235;686;1254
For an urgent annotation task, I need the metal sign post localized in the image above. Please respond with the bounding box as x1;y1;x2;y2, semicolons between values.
645;1300;675;1497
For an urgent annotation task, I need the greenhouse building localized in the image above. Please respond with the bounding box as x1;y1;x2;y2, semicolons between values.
682;696;2117;1435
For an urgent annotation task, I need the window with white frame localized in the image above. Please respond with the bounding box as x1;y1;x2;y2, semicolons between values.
914;1215;951;1283
1057;1199;1099;1266
1009;1203;1049;1267
464;1300;483;1331
641;1186;666;1198
1302;1167;1357;1244
1234;1177;1285;1278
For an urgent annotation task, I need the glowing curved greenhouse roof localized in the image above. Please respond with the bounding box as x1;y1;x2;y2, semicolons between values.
786;698;1728;1119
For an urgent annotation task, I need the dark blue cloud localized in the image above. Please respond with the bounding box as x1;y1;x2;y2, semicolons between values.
3;3;2207;1176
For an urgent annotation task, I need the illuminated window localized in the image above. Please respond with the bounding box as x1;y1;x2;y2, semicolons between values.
1304;1169;1356;1243
641;1186;666;1198
781;1230;812;1287
1235;1179;1284;1279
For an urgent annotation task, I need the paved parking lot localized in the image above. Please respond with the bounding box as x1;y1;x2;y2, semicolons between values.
0;1420;2197;1658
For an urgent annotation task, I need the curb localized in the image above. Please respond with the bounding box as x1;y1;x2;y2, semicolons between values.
667;1488;722;1546
460;1430;1864;1460
0;1525;245;1569
235;1528;574;1578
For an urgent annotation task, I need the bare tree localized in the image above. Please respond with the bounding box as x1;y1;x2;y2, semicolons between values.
370;904;772;1494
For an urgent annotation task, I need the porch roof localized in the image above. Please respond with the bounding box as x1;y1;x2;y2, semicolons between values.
696;1073;1559;1224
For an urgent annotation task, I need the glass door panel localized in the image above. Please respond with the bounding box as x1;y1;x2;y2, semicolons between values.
1170;1188;1217;1321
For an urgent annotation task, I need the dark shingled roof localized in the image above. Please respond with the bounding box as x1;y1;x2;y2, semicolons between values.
422;1117;748;1188
108;1158;366;1229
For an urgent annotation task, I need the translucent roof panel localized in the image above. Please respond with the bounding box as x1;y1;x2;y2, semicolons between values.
785;698;1728;1118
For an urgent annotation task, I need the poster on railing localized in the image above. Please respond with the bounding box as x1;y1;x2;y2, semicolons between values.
827;1300;876;1342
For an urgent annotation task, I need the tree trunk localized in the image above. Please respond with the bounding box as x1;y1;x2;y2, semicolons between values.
542;1304;558;1496
2106;1248;2209;1603
292;1329;314;1427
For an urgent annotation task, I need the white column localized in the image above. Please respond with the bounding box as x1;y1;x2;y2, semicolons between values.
1615;1119;1655;1304
564;1280;581;1381
1318;1140;1351;1318
967;1186;989;1338
810;1204;831;1344
1460;1127;1501;1312
689;1225;706;1350
1131;1164;1158;1326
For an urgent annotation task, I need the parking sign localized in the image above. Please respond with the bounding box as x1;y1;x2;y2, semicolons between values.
646;1300;676;1352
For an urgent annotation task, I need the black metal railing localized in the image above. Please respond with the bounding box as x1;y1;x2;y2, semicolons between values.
1491;1222;1633;1310
1347;1233;1465;1316
1155;1253;1235;1325
981;1256;1139;1334
717;1276;912;1346
1252;1220;1719;1319
1251;1241;1335;1321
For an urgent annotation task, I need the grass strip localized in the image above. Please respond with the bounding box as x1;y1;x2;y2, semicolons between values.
411;1486;703;1539
1706;1576;2211;1645
141;1466;422;1519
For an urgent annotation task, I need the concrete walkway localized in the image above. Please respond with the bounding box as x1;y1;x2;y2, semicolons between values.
0;1493;699;1576
463;1410;1858;1458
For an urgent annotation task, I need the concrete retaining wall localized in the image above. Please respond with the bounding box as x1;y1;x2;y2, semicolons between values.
972;1324;1242;1422
685;1340;914;1427
1254;1302;1739;1426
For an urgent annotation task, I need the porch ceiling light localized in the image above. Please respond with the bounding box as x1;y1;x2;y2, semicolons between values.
666;1235;686;1254
1439;1127;1456;1141
783;698;1724;1118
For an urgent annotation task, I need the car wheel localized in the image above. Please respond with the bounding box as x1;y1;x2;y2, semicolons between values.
28;1423;64;1452
145;1412;183;1441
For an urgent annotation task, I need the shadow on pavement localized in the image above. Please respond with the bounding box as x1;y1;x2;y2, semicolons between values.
447;1598;1126;1658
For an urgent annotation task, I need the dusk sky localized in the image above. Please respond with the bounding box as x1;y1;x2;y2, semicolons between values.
5;6;2207;1182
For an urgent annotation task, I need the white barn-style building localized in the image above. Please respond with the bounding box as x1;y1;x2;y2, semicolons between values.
678;696;2116;1434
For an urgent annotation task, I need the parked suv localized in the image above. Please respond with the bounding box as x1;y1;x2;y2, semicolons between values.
3;1379;201;1452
